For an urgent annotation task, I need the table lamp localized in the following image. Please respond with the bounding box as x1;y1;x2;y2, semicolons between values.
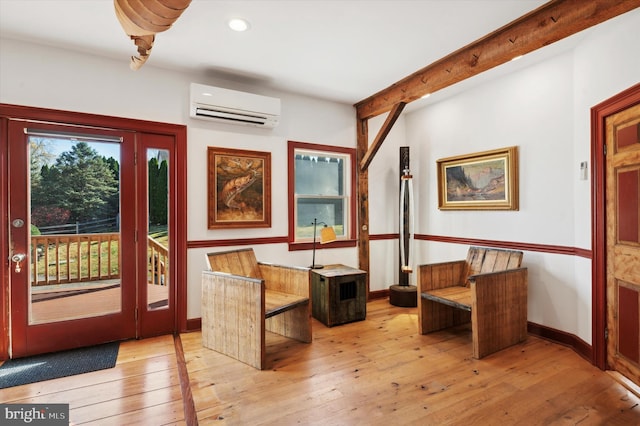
310;218;337;269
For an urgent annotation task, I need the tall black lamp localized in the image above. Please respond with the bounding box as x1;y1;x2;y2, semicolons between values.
310;218;337;269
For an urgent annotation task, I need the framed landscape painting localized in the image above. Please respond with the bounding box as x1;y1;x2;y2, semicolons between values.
437;146;519;210
208;147;271;229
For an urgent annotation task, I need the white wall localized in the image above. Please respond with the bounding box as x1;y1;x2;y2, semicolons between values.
0;38;358;320
185;95;358;318
366;114;407;291
399;9;640;344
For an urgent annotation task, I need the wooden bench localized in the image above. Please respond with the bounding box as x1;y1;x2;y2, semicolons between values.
417;246;528;359
202;248;312;369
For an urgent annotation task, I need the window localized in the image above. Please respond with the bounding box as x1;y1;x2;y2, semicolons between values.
288;141;356;248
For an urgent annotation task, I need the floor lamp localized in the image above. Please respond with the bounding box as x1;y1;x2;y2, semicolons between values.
310;218;337;269
390;146;417;307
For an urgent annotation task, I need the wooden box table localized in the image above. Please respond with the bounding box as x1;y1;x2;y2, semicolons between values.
311;264;367;327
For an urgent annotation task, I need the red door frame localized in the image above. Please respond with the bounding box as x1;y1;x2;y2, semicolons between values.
591;83;640;370
0;103;188;360
1;116;8;360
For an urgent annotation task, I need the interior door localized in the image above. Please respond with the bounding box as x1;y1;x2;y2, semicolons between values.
606;102;640;385
8;120;137;357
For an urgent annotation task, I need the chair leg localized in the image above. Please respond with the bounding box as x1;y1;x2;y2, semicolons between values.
471;271;528;359
266;305;312;343
419;298;470;334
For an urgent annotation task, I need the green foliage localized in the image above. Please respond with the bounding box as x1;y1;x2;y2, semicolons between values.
30;224;41;236
32;164;62;207
31;141;119;223
148;157;168;225
31;141;168;229
103;156;120;218
29;137;56;191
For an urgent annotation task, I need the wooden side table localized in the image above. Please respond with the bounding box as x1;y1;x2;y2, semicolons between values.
311;264;367;327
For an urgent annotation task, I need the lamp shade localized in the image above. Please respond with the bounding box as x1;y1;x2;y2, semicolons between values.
320;226;337;244
310;219;336;269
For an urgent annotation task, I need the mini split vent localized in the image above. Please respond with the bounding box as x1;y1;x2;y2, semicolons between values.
189;83;281;128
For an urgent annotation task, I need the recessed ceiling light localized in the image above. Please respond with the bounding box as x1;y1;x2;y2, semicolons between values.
228;18;250;32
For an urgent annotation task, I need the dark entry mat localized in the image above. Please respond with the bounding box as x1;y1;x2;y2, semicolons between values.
0;342;119;389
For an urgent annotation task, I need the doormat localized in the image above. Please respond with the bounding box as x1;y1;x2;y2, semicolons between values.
0;342;119;389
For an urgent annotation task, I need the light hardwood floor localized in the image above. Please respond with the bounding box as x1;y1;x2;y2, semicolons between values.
1;299;639;425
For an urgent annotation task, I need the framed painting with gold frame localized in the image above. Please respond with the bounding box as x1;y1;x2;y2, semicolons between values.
208;147;271;228
437;146;519;210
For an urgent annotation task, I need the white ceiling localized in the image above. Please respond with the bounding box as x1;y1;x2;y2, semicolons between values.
1;0;577;107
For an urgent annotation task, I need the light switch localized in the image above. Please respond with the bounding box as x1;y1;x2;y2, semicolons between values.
580;161;588;180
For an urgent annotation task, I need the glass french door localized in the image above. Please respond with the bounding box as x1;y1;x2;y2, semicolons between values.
137;133;175;337
8;121;175;357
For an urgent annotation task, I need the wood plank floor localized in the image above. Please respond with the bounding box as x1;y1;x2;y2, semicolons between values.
1;333;184;424
2;299;639;425
185;300;640;425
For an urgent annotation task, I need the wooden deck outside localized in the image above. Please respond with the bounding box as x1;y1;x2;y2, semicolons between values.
30;283;169;323
1;299;639;425
26;230;170;323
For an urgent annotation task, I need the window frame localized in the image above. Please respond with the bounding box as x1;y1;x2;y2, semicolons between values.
287;140;357;251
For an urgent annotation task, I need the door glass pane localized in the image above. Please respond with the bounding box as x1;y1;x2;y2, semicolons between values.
28;135;121;324
147;149;169;310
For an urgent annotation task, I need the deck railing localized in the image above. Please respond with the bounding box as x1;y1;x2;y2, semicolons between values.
31;233;168;287
147;236;169;286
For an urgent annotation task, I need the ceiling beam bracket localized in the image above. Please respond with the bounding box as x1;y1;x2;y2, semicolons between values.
359;102;406;172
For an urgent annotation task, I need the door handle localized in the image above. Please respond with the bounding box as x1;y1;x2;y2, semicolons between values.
11;253;26;273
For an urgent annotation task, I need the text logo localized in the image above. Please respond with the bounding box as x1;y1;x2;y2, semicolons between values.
1;404;69;425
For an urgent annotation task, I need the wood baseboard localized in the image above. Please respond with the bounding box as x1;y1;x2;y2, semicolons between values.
185;318;201;332
368;289;389;300
527;321;592;363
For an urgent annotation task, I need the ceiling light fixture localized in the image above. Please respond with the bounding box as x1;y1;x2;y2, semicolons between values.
228;18;250;32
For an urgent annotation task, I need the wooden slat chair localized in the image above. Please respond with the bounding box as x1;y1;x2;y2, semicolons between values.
202;248;312;369
417;246;528;359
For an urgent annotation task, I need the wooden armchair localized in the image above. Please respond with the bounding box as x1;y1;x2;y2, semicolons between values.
202;248;312;369
417;246;528;359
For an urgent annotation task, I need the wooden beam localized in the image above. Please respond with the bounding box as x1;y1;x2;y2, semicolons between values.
359;102;406;172
356;118;370;294
355;0;640;120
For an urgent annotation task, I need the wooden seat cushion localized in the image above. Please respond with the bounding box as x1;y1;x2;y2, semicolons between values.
421;286;471;311
265;290;309;318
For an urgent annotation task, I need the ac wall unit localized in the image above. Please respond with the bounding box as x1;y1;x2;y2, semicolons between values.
190;83;281;128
